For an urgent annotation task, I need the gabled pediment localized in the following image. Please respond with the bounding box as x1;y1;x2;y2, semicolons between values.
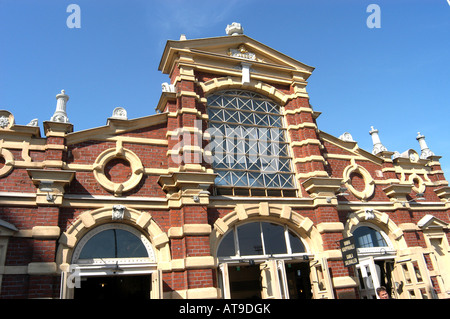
418;214;449;230
65;113;168;146
159;34;314;82
319;130;384;165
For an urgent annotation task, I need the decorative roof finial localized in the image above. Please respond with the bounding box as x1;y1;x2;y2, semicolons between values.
50;89;70;123
226;22;244;36
369;126;387;155
416;132;435;159
111;107;128;120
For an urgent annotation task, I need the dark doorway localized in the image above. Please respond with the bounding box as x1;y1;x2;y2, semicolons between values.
285;262;312;299
74;275;151;299
375;260;395;298
226;261;312;299
229;265;262;299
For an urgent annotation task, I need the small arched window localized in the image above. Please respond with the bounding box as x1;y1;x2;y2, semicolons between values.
353;226;388;249
72;224;155;264
78;228;147;259
217;221;306;259
207;90;296;197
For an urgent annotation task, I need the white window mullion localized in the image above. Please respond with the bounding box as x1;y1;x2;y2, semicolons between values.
284;226;293;255
234;226;241;258
259;222;267;256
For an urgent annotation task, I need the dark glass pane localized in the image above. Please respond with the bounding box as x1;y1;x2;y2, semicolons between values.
353;226;388;248
79;229;148;259
115;229;148;258
217;230;236;257
231;171;248;187
248;172;264;187
288;230;306;253
262;222;287;255
79;229;115;259
237;223;263;256
215;171;232;186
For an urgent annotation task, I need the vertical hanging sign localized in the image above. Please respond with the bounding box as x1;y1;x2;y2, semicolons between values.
339;236;359;267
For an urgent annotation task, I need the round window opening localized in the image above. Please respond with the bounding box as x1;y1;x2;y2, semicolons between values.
350;172;365;192
105;158;132;184
93;148;144;196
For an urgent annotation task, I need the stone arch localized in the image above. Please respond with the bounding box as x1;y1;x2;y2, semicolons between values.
56;205;171;273
210;202;324;257
199;76;290;106
343;209;407;250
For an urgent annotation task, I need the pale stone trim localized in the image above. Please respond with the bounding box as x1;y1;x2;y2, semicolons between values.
332;276;358;289
92;145;144;197
56;206;172;274
286;122;318;131
295;171;329;179
290;139;322;147
319;131;384;166
186;287;220;299
28;262;57;275
164;287;220;299
317;222;345;234
31;226;60;239
210;203;324;256
185;256;215;269
0;265;28;275
167;108;205;119
324;249;342;260
199;77;290;105
283;107;314;115
399;223;420;232
65;112;168;146
183;224;212;235
342;160;375;201
292;155;326;164
324;153;384;164
0;148;14;177
344;209;407;250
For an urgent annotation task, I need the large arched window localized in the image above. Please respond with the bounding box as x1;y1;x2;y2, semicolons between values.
217;221;306;260
207;90;296;197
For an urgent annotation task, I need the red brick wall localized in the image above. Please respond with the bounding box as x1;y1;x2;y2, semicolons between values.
0;169;35;193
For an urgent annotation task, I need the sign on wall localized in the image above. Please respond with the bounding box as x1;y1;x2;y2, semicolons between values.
339;236;359;267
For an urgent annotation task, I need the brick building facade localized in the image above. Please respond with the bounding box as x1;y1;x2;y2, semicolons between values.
1;24;449;299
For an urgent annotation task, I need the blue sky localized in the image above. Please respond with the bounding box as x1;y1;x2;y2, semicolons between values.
1;0;449;174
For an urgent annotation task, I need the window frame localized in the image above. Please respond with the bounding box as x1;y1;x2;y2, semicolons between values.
207;90;297;197
351;223;395;257
217;221;309;262
72;223;156;267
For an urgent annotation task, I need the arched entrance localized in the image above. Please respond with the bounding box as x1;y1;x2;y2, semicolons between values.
217;220;312;299
344;209;434;299
71;224;156;299
211;203;334;299
57;206;170;299
352;223;396;299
